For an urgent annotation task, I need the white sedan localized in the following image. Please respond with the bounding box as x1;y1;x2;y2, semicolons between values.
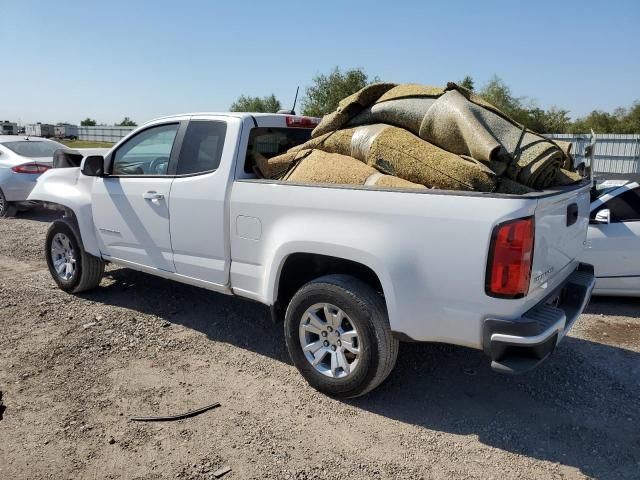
582;179;640;296
0;136;67;217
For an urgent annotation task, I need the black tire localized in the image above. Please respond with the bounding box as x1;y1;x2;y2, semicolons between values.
284;274;399;398
45;219;105;293
0;188;17;218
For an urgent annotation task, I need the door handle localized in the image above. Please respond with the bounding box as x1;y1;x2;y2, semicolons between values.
142;191;164;201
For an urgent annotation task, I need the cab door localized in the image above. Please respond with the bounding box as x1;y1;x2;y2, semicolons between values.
168;117;238;287
92;122;184;271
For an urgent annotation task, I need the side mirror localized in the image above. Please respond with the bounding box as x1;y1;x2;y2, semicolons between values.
593;208;611;224
81;155;105;177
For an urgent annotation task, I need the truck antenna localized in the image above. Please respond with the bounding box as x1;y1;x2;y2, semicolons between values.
291;86;299;115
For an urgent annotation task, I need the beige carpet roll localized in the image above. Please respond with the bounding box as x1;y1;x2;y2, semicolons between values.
419;89;571;189
284;150;376;185
553;140;574;169
495;178;536;195
375;84;445;103
369;126;497;191
253;150;300;179
280;82;582;194
280;149;425;189
297;124;497;192
369;173;426;190
311;83;396;137
553;168;583;186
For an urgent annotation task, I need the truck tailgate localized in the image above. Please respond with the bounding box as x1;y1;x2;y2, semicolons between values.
529;183;591;293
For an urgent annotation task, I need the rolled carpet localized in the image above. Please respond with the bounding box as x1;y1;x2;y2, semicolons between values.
347;97;436;135
553;168;583;186
418;89;568;189
311;83;397;137
553;140;574;169
375;84;445;103
281;149;425;190
495;178;536;195
294;124;497;192
253;150;300;179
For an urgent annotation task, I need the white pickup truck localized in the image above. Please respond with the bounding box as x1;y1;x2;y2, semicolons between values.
29;112;596;397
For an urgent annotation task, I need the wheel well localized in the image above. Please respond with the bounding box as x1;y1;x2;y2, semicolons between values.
274;253;383;318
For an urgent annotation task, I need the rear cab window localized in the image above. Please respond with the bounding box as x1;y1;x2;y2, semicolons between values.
244;127;312;174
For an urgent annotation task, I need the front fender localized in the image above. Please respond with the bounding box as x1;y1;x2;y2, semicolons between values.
28;168;102;257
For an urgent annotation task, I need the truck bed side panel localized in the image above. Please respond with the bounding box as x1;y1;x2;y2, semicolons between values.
229;181;555;349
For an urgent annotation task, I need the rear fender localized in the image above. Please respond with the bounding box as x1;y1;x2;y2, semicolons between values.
27;168;102;257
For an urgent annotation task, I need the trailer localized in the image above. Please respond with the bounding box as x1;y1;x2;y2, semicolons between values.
1;121;18;135
54;124;79;140
25;123;56;138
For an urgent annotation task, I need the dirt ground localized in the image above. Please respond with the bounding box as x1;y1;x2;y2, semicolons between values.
0;209;638;480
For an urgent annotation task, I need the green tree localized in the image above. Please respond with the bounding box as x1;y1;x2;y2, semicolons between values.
526;106;572;134
230;94;281;113
459;75;475;92
477;76;571;133
478;75;531;124
301;67;377;117
617;102;640;133
570;110;621;134
117;117;137;127
80;118;97;126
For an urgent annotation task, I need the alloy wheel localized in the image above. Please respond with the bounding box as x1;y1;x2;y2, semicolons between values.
298;303;361;378
50;233;77;281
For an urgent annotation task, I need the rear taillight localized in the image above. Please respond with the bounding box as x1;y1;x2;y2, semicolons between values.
11;163;51;174
486;216;535;298
285;116;320;128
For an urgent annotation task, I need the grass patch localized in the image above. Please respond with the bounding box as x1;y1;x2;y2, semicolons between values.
60;140;114;149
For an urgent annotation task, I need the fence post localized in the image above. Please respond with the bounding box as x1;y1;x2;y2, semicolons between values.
636;136;640;173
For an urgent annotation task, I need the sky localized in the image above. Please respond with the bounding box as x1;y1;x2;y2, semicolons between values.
2;0;639;125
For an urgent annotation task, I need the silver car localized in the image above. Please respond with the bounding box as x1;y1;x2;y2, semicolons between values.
0;136;67;217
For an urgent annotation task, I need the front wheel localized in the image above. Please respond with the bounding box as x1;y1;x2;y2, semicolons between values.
284;274;398;398
45;220;105;293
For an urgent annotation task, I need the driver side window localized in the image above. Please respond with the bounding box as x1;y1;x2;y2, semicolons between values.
112;123;179;175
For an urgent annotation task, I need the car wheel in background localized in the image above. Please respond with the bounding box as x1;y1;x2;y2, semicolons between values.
45;219;105;293
284;274;399;398
0;188;17;217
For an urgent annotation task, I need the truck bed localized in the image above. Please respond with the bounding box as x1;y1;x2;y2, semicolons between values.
228;176;592;348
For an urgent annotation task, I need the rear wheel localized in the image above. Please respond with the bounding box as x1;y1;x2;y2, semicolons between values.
0;188;17;218
284;274;398;398
45;220;105;293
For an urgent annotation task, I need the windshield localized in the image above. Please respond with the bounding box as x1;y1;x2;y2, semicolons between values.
2;141;65;158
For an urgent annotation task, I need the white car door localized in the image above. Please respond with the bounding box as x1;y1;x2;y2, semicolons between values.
585;185;640;295
168;116;240;287
92;122;183;272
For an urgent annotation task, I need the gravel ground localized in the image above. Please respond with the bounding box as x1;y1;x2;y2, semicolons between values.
0;209;638;480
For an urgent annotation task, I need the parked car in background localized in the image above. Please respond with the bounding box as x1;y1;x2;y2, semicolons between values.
582;178;640;296
0;136;66;216
0;137;106;217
